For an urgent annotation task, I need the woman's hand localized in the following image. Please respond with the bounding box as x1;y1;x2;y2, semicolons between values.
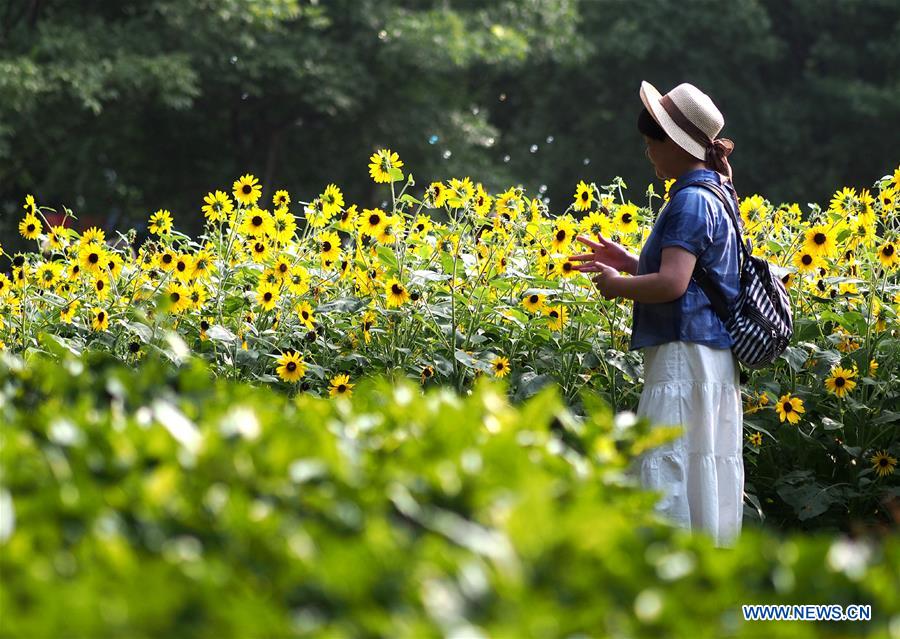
588;262;622;300
570;234;638;275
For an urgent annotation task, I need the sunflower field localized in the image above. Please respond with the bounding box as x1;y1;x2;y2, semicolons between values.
3;152;900;537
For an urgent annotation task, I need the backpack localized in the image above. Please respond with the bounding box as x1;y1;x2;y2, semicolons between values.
669;177;794;369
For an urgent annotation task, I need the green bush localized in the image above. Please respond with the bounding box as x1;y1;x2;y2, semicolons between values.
0;351;897;638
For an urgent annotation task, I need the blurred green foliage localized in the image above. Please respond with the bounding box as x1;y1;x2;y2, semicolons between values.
2;0;899;256
0;350;898;637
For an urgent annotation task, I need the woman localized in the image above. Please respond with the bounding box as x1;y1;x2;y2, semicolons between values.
570;81;744;547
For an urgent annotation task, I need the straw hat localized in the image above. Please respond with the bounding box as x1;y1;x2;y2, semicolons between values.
640;81;725;161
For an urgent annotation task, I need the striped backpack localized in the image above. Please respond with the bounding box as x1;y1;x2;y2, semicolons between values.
671;178;794;369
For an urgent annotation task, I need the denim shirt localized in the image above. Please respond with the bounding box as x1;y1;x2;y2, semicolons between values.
629;169;741;351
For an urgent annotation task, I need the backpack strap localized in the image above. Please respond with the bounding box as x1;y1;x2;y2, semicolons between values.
667;176;747;322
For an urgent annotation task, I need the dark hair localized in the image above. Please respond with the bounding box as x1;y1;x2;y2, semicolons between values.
637;107;667;141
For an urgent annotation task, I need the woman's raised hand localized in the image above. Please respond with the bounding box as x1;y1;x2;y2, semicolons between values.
570;234;638;275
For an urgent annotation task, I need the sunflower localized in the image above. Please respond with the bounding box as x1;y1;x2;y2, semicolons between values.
410;214;434;240
846;218;875;250
869;450;897;478
91;306;109;331
359;208;386;237
614;203;640;234
792;249;822;274
385;278;409;308
546;304;568;331
522;292;546;313
173;254;195;282
272;208;297;244
273;189;290;208
165;282;192;314
35;262;62;290
420;365;435;384
192;248;214;280
368;149;403;184
579;211;614;240
272;256;291;281
425;181;447;208
747;431;763;447
494;188;523;222
473;186;493;216
249;240;271;264
337;204;358;232
288;265;310;296
240;208;274;239
491;355;511;378
375;217;399;245
47;226;68;250
19;214;42;240
256;281;280;311
276;350;306;383
829;186;859;215
92;275;111;301
156;248;176;272
60;299;80;323
321;183;344;217
446;177;475;208
149;209;173;235
187;282;209;310
329;374;354;397
551;217;577;251
233;173;262;206
878;186;896;212
202;190;234;223
296;301;316;330
573;180;594;212
319;231;341;262
804;225;837;258
23;193;37;215
775;393;805;424
824;365;857;398
80;227;106;246
79;242;106;277
877;241;898;268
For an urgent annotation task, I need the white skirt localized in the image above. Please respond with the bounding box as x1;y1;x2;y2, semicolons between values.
634;341;744;547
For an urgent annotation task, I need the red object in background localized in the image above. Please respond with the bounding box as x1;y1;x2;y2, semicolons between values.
44;212;104;230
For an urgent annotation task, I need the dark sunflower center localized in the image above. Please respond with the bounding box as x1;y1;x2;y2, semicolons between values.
286;362;296;372
177;261;186;271
255;243;264;253
549;310;558;318
884;244;895;257
252;215;262;226
562;262;572;271
243;185;252;195
89;253;100;264
302;311;309;319
97;312;105;322
530;295;539;303
279;263;288;272
171;293;180;302
322;241;332;252
337;384;346;392
200;320;210;330
264;292;272;301
416;224;425;232
27;224;35;232
801;254;812;265
369;214;380;225
814;232;826;245
783;402;792;413
622;213;633;224
556;230;566;241
581;192;589;200
835;377;846;387
878;458;889;467
96;280;104;290
391;283;403;295
161;254;172;264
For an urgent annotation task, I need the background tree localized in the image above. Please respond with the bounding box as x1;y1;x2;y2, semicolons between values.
2;0;899;259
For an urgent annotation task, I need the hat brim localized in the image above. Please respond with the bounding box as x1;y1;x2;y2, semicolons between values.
640;80;706;161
